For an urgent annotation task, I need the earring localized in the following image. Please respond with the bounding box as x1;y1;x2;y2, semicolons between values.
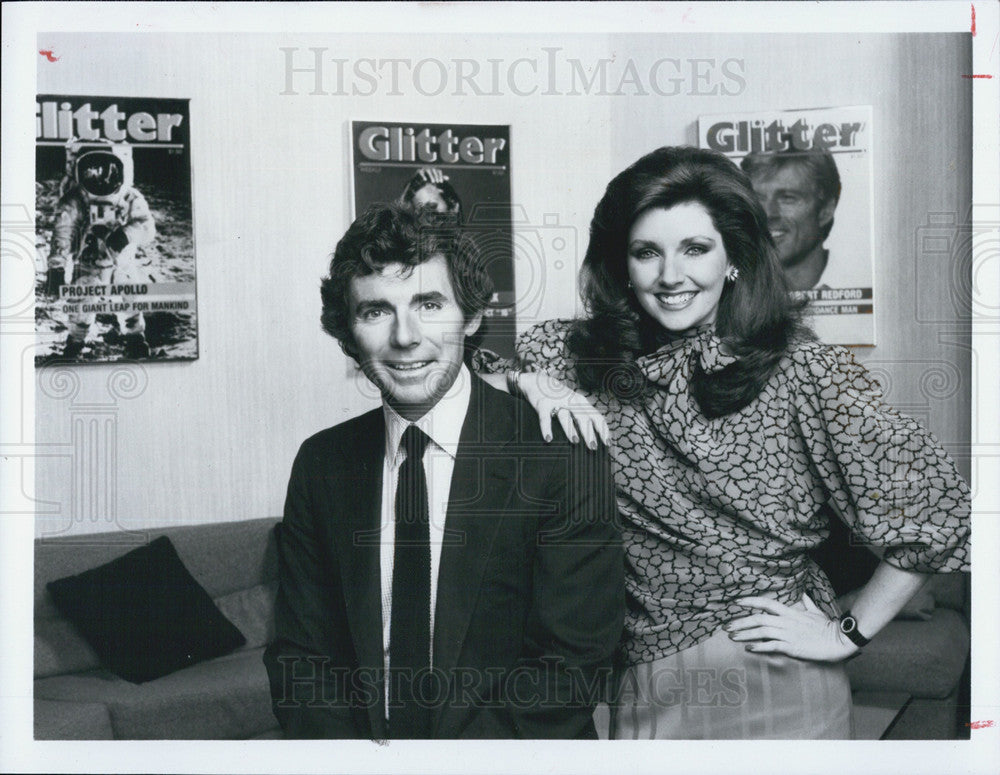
726;266;740;283
625;279;633;289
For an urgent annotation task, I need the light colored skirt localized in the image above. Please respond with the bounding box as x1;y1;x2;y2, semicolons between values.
610;615;853;739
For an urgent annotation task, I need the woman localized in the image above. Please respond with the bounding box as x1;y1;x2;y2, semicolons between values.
400;167;463;221
475;146;970;739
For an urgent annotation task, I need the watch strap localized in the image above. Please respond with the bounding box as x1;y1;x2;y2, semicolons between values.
838;610;871;648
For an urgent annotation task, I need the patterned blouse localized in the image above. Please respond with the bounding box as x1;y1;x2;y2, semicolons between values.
474;320;970;666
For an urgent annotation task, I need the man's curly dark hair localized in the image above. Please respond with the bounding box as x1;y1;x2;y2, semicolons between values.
320;203;493;363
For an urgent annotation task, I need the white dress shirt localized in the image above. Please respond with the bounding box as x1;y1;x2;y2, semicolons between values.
379;365;473;717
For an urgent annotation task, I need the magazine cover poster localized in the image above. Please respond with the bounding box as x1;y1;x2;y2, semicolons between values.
698;105;875;346
35;95;198;365
351;120;514;358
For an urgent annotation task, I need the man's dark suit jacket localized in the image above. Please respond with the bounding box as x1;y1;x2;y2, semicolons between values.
263;376;624;739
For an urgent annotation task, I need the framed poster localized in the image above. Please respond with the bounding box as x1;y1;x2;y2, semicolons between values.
351;120;515;357
35;95;198;364
699;105;875;345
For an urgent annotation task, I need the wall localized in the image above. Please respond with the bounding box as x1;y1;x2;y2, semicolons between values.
609;32;973;468
34;32;971;537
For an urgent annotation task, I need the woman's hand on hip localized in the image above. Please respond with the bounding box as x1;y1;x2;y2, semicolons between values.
515;371;609;450
724;595;859;662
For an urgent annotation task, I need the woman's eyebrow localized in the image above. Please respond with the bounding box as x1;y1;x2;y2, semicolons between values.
678;236;716;245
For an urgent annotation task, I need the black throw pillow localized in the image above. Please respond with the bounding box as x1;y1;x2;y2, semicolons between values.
46;535;246;683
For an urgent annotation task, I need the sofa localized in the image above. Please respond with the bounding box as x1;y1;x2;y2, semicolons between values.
34;515;970;740
34;517;282;740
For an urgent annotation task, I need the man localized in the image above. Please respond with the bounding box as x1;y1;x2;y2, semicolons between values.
740;149;841;291
263;204;623;739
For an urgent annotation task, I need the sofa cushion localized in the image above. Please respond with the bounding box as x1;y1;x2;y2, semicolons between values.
838;574;968;622
35;613;103;679
158;518;280;598
34;648;276;739
46;536;246;683
838;585;936;621
34;699;115;740
926;572;967;611
35;517;280;610
214;582;277;650
845;608;969;698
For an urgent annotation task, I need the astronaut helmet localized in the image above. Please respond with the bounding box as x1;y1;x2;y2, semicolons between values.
65;138;134;203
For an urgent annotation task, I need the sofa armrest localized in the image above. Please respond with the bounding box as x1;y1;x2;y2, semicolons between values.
35;698;114;740
845;608;969;699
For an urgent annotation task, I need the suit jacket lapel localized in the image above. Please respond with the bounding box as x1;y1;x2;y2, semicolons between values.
332;409;388;738
432;377;517;730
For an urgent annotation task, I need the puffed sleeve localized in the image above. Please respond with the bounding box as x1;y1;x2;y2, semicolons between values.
472;319;581;386
468;346;512;375
513;319;581;388
793;343;970;573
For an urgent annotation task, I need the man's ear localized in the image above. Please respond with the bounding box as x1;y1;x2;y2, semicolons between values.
463;310;484;338
338;336;360;363
817;198;837;229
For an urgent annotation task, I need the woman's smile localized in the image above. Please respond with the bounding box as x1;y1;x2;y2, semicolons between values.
653;290;698;309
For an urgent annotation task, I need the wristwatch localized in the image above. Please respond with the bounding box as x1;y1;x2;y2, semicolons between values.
838;610;871;648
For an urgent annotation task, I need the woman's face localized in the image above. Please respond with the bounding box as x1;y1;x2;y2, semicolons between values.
626;202;732;334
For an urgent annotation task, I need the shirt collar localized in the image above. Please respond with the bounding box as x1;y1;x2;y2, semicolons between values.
383;364;473;462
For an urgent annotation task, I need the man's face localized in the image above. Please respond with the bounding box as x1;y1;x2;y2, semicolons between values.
748;165;836;269
347;254;481;420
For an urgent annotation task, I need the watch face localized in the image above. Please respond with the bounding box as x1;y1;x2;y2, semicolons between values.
840;616;857;634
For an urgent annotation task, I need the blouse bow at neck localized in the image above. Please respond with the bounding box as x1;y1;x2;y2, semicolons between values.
635;326;738;385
